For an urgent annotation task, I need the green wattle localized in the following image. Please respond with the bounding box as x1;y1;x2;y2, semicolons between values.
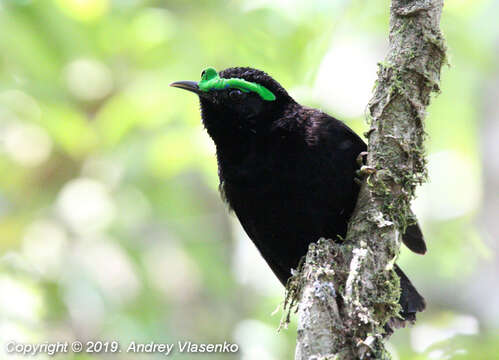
197;67;276;101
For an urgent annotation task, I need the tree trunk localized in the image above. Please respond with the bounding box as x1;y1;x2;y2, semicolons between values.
292;1;446;359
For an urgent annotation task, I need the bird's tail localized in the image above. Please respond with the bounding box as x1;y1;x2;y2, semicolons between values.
385;265;426;334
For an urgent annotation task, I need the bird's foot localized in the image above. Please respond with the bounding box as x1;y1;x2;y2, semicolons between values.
355;153;376;184
357;165;376;176
355;166;376;184
356;151;368;167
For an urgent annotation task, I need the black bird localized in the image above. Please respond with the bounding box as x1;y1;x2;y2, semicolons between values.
171;67;426;329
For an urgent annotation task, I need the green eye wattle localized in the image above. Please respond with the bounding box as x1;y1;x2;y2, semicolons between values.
197;67;276;101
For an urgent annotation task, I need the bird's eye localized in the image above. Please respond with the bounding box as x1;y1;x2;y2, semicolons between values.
201;70;206;78
229;89;244;100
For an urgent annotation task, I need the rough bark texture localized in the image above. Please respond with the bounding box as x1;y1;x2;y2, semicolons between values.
291;1;446;359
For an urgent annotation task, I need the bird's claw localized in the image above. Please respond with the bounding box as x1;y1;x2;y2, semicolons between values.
355;165;376;184
360;165;376;175
355;152;374;184
356;151;368;167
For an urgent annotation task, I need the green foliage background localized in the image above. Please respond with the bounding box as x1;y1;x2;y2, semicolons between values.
0;0;498;359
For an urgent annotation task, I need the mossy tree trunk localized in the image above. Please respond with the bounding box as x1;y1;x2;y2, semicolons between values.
291;1;446;359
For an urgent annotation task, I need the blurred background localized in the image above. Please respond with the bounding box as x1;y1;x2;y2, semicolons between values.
0;0;498;359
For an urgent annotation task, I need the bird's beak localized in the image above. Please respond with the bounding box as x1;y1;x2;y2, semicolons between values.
169;80;202;95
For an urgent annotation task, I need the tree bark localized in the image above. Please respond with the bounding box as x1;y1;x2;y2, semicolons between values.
291;1;446;359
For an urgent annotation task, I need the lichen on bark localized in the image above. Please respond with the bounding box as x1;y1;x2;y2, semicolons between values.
289;1;446;359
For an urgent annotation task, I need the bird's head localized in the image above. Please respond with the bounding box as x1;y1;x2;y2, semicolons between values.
170;67;293;138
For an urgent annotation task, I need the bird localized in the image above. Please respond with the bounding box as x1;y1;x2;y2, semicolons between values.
170;66;426;330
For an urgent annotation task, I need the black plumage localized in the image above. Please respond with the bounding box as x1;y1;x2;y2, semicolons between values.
171;67;426;327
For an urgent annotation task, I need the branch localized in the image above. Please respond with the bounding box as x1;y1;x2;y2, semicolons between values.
291;1;446;359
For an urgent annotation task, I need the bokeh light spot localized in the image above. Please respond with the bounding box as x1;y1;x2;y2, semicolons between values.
413;151;480;220
131;8;174;49
0;90;41;122
143;243;201;302
314;35;381;118
22;220;67;279
411;314;479;353
0;276;42;322
65;59;113;101
2;122;52;167
54;0;109;22
57;178;115;233
76;240;140;304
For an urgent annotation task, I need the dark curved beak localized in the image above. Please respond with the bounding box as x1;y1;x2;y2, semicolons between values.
169;81;201;95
